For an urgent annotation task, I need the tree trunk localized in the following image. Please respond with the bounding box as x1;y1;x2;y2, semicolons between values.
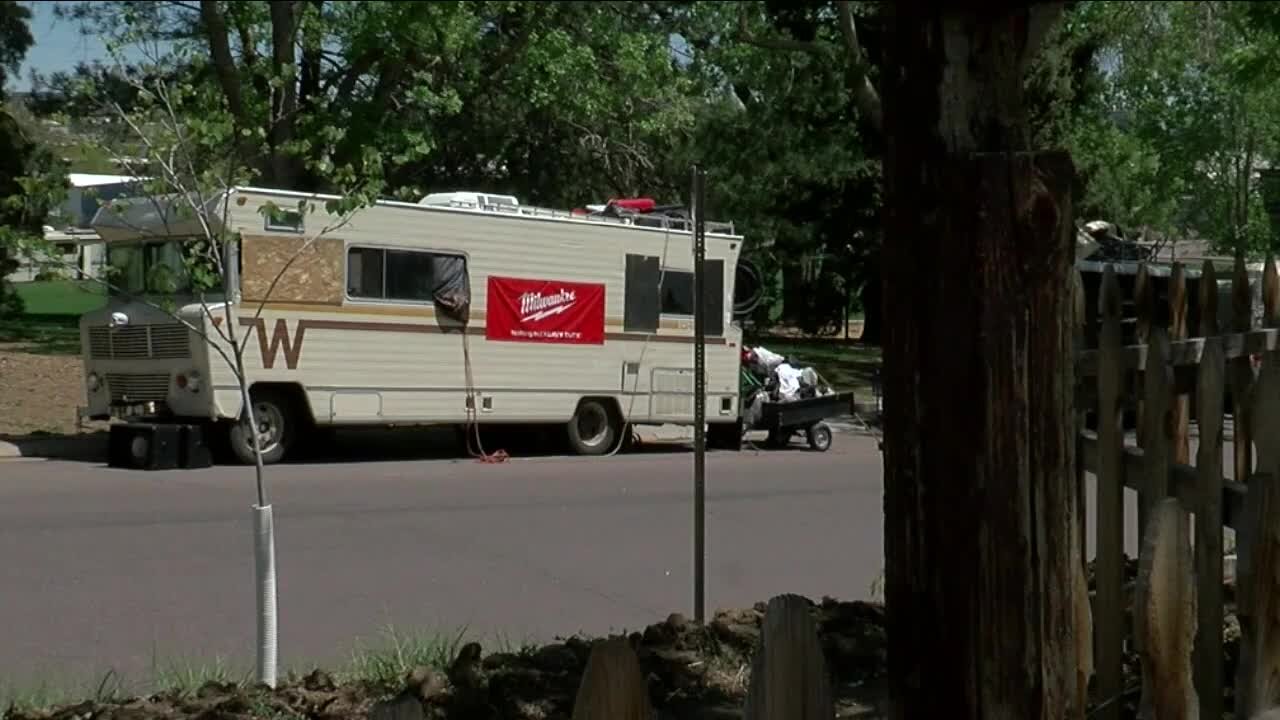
268;1;300;189
880;3;1085;719
859;262;882;345
199;0;245;123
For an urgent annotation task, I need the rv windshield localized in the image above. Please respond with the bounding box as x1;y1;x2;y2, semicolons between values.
105;241;222;297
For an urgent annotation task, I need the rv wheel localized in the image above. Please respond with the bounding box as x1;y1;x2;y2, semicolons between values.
567;399;619;456
229;388;296;465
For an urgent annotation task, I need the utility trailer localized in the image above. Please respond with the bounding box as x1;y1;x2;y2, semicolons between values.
738;363;854;452
752;391;854;451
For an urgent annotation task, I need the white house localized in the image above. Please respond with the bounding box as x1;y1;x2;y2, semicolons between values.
8;173;144;282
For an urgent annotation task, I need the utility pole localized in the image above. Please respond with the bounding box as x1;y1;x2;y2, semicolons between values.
691;165;707;623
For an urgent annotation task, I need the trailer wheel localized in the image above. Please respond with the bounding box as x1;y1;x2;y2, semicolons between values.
229;388;296;465
806;422;833;452
567;399;619;456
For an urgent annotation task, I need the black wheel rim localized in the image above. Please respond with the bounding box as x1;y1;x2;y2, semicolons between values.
576;404;610;448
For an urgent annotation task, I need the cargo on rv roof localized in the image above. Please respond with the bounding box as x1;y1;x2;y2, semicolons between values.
418;191;520;208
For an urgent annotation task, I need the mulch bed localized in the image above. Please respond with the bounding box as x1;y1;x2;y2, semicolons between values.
4;597;888;720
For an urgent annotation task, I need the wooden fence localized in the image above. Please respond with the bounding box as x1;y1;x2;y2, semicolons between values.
1077;255;1280;720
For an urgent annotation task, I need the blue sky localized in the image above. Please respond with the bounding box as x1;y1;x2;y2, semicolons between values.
15;1;113;91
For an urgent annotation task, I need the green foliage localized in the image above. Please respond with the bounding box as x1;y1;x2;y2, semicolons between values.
0;0;61;319
673;1;882;334
1061;1;1280;254
0;0;33;90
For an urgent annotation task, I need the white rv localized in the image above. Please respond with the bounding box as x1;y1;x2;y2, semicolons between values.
79;187;746;464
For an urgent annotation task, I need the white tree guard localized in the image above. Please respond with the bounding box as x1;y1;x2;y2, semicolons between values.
253;504;278;688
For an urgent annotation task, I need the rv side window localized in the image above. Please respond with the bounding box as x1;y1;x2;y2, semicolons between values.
347;247;447;303
347;247;385;299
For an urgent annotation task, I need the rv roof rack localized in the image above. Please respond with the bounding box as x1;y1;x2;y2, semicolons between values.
424;196;736;236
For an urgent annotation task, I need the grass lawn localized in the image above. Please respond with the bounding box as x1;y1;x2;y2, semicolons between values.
14;280;106;315
745;334;882;402
0;280;104;355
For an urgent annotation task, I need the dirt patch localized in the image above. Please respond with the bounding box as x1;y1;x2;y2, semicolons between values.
3;598;888;720
0;344;106;438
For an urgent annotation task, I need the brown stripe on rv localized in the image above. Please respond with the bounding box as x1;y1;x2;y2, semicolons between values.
236;316;723;370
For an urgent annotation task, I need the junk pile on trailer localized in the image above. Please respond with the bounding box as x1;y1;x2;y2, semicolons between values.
738;345;852;452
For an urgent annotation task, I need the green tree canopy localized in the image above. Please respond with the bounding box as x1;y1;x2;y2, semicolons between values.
1063;1;1280;253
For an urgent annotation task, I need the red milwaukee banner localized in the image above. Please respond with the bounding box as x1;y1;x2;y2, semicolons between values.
485;275;606;345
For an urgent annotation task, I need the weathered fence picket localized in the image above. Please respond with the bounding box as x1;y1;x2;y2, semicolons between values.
1135;497;1197;720
1135;263;1154;541
1094;266;1126;720
1194;335;1225;720
1134;328;1172;658
1170;264;1191;466
1075;272;1090;572
1238;359;1280;719
1232;255;1254;486
570;637;652;720
742;594;833;720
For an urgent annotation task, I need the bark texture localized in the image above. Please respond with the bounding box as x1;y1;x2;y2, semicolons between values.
880;2;1082;719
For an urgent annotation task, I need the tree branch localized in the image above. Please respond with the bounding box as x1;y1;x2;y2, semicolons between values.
736;2;884;134
298;0;324;108
837;1;883;134
736;10;831;56
328;48;380;103
834;2;885;133
198;0;247;124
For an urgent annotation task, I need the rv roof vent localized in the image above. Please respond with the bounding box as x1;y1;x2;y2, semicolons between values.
419;191;520;210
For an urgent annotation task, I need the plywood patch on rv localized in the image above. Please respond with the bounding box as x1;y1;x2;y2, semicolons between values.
241;235;344;305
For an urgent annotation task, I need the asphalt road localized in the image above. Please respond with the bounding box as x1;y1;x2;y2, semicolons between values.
0;428;885;693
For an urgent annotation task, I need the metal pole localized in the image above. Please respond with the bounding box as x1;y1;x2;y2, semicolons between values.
691;165;707;623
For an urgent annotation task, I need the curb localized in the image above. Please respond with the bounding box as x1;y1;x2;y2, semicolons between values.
0;433;109;461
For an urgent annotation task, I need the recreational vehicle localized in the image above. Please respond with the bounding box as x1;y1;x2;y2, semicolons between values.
79;187;746;465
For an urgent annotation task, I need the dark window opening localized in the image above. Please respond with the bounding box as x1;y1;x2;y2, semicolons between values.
660;270;695;316
385;249;437;301
623;254;724;336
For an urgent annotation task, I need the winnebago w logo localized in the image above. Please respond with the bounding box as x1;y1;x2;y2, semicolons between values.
519;289;577;323
239;318;306;370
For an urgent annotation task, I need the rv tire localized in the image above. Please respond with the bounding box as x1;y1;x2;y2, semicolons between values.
708;421;743;450
567;398;619;456
229;388;296;466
